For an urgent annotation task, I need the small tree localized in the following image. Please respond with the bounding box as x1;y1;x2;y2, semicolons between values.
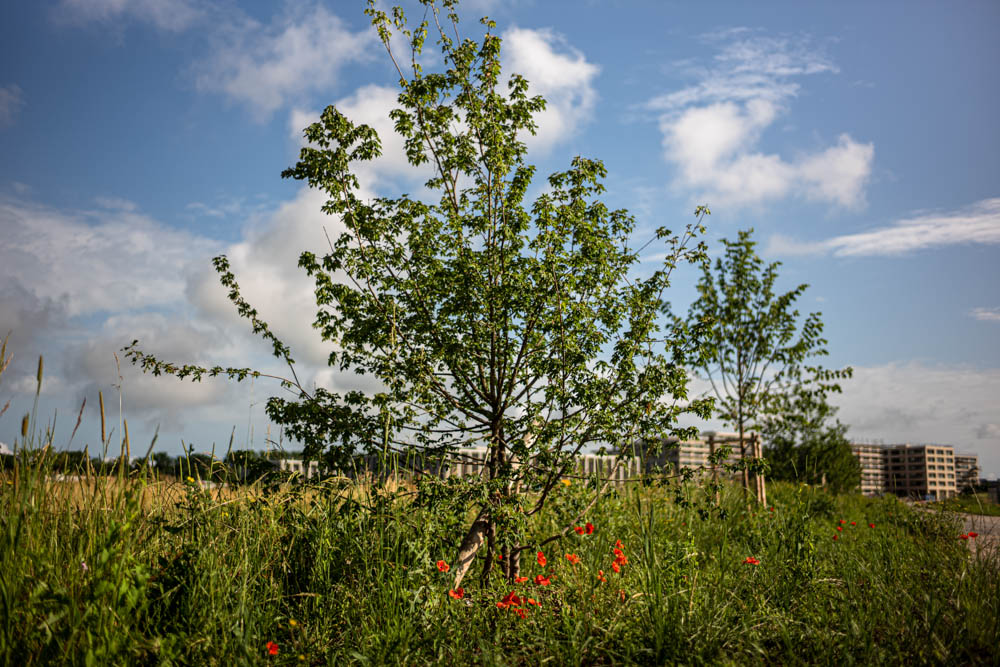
761;381;860;493
126;0;711;588
679;229;850;505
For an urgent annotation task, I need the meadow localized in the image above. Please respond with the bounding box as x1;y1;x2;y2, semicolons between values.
1;451;997;666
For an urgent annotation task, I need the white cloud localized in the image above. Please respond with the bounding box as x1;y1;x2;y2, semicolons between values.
0;196;220;317
647;32;873;209
502;27;599;153
768;197;1000;257
834;362;1000;476
55;0;204;31
970;307;1000;323
0;84;25;127
195;4;375;119
186;186;349;369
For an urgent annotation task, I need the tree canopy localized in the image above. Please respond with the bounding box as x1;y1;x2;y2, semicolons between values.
126;0;711;587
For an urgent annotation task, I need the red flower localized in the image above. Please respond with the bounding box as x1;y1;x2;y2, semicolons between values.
565;553;580;565
742;557;760;565
611;561;621;573
436;560;450;573
833;535;838;541
266;641;279;656
497;591;522;609
869;523;875;528
968;532;979;538
513;608;527;619
585;522;595;535
534;574;551;586
768;507;775;512
536;551;547;567
615;539;624;550
574;526;585;535
526;597;540;607
514;576;529;584
839;519;846;525
836;526;842;532
597;570;607;583
448;588;464;599
959;534;969;540
850;521;856;526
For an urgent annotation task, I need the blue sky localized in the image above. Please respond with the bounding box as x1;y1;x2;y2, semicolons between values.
1;0;998;475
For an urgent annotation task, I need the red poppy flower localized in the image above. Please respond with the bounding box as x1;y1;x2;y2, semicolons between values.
768;507;775;512
959;534;969;540
536;551;547;567
574;526;585;535
565;553;580;565
615;539;624;550
585;522;595;535
611;561;621;573
266;641;279;656
742;557;760;565
514;576;529;584
597;570;607;582
513;608;527;619
839;519;846;525
833;535;838;541
526;597;540;607
448;588;464;599
534;574;551;586
437;560;450;573
850;521;856;526
969;532;978;538
504;591;522;606
836;526;842;532
869;523;875;528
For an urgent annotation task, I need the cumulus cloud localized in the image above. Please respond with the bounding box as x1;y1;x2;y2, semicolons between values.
0;196;220;317
647;31;873;209
55;0;205;32
0;84;25;128
834;362;1000;476
195;4;375;119
501;27;599;153
768;197;1000;257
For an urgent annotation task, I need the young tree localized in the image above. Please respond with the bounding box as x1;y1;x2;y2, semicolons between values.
761;380;860;494
678;229;850;505
126;0;711;588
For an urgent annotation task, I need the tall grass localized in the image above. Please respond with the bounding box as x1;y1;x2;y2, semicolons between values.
1;448;997;665
1;350;997;664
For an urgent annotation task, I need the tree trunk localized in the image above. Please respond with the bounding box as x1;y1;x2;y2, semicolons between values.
451;508;490;590
753;432;767;506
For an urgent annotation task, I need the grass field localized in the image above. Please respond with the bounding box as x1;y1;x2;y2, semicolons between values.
1;454;997;666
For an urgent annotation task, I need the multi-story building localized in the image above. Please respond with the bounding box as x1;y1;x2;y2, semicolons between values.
618;432;748;474
851;444;887;496
954;454;980;492
850;443;958;500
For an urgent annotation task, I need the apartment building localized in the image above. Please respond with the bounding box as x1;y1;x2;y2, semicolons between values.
851;444;887;496
850;443;958;500
954;454;981;492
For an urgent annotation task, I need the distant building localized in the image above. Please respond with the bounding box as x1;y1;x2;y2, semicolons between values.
624;432;746;473
850;443;958;500
851;444;887;496
954;454;980;492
